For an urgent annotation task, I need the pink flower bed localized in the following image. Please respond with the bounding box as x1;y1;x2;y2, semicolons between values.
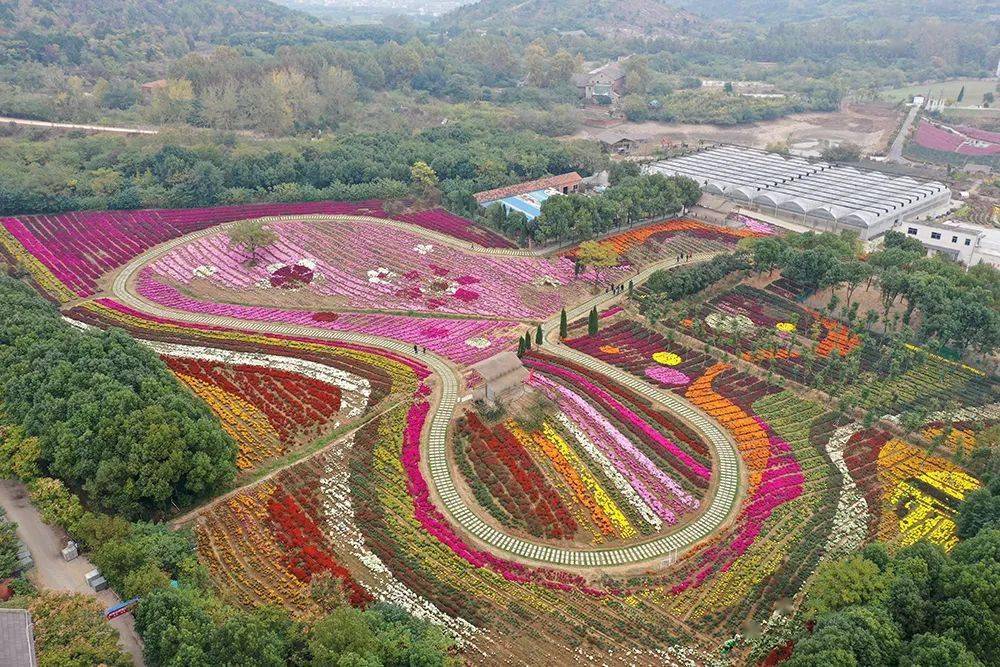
527;372;698;524
148;218;606;319
2;201;511;298
522;357;711;482
644;367;691;386
732;214;776;236
136;270;519;365
914;120;1000;156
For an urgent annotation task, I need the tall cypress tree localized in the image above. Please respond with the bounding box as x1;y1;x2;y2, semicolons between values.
517;336;525;357
524;331;532;350
535;324;543;346
559;308;568;338
588;306;599;336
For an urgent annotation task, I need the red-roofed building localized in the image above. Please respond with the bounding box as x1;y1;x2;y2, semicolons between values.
474;172;583;205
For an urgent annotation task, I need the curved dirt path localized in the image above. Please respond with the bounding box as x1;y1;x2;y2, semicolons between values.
107;222;743;568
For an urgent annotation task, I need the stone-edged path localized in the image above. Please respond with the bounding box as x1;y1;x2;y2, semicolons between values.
104;223;744;568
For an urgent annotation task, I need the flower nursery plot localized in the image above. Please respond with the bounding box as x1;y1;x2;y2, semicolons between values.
143;217;607;320
0;201;514;301
451;359;712;547
157;344;372;472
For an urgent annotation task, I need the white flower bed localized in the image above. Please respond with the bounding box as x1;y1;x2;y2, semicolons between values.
555;412;663;531
318;438;479;644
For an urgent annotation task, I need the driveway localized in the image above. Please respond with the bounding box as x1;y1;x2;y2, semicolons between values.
0;480;146;666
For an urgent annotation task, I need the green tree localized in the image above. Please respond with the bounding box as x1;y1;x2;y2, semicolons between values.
173;161;225;207
804;555;888;619
228;220;278;267
898;633;979;667
576;240;619;290
559;308;568;338
588;306;599;336
535;324;543;346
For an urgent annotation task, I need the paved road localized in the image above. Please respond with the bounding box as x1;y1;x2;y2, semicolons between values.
105;221;744;568
0;480;146;666
0;116;157;135
887;103;921;162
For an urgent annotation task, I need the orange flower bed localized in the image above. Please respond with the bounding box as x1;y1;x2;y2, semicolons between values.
594;219;759;256
686;363;771;490
742;348;800;363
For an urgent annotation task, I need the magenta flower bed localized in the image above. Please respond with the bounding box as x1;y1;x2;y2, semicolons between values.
914;120;1000;156
674;420;803;592
401;401;605;595
2;201;511;297
148;218;600;319
136;270;519;365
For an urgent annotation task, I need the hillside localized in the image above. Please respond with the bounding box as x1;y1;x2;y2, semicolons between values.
436;0;704;39
0;0;317;71
669;0;994;23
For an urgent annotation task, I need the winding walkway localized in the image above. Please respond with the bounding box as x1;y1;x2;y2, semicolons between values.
106;220;743;568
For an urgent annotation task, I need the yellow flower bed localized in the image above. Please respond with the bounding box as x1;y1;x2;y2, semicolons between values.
775;322;796;333
175;372;283;470
652;351;682;366
878;439;981;551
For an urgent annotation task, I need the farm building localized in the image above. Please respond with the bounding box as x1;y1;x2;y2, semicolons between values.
474;172;583;221
571;60;627;104
648;145;951;240
897;219;1000;267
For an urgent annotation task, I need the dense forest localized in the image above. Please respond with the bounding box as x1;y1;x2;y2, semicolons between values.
0;278;237;518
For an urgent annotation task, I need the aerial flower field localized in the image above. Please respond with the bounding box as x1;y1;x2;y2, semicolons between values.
2;198;994;664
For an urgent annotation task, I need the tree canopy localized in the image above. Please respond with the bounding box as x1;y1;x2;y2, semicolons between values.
0;277;236;518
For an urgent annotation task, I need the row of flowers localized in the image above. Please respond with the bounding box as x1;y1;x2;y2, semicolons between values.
2;201;510;300
149;217;605;319
134;271;522;365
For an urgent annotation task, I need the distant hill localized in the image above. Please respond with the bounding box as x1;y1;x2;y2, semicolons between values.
668;0;993;24
436;0;704;39
0;0;317;70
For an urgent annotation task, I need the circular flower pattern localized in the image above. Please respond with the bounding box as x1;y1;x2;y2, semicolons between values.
465;337;491;350
270;263;315;289
644;366;691;386
776;322;797;333
652;351;683;366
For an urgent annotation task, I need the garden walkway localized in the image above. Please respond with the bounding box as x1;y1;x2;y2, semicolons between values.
106;224;743;568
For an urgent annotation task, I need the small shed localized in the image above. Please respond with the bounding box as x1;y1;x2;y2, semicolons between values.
469;352;528;403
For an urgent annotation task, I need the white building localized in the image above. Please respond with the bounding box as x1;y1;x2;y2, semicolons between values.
897;220;1000;267
648;145;952;241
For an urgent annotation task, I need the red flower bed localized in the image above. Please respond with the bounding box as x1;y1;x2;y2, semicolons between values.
267;486;371;606
462;412;577;540
163;356;342;441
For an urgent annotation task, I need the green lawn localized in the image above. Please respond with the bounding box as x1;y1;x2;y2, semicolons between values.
880;78;998;105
